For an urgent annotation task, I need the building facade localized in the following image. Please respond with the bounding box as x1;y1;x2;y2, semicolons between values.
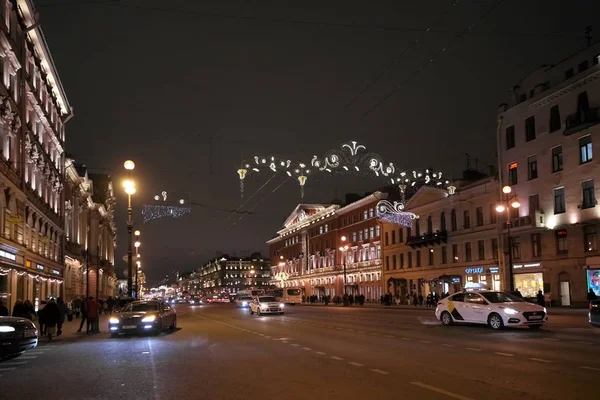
0;1;73;311
382;177;501;301
63;160;117;300
268;193;384;301
498;42;600;306
196;253;270;296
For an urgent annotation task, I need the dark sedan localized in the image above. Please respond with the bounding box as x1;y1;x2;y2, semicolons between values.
0;316;38;359
108;301;177;337
590;300;600;327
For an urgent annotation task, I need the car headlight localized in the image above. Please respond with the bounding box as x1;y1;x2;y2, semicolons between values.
190;300;195;304
279;303;285;308
141;315;156;322
503;308;519;315
109;317;120;324
242;301;248;306
0;326;15;333
260;304;268;310
543;307;547;313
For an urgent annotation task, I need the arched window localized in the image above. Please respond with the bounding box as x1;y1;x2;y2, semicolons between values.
451;209;457;231
440;212;446;231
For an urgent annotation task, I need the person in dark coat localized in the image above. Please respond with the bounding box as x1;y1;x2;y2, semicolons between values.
0;299;8;316
536;290;545;307
42;299;61;340
56;297;68;336
12;299;25;317
588;289;598;301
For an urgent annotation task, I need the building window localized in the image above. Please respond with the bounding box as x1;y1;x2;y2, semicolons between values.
451;209;457;231
376;245;381;259
452;244;458;263
463;210;470;229
407;252;412;268
370;247;375;260
488;204;496;224
465;242;472;262
578;60;589;72
477;240;485;260
584;225;598;252
319;226;323;234
407;226;411;238
531;233;541;257
428;249;434;265
508;162;518;185
476;207;483;227
384;232;388;246
369;227;375;239
506;125;515;149
399;253;404;268
580;135;593;164
375;225;380;237
549;105;561;132
525;116;536;142
359;230;363;241
353;232;357;242
554;187;565;214
369;208;374;218
416;250;421;267
491;238;498;259
440;212;446;231
398;228;403;243
441;246;447;264
582;180;596;209
511;237;521;259
556;229;568;254
529;194;539;215
391;230;396;244
364;210;368;220
426;216;432;233
392;255;396;270
565;68;574;80
364;228;369;240
551;146;563;173
527;155;538;180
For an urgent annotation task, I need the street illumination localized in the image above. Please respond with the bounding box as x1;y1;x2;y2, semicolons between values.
124;160;136;298
124;160;135;170
134;230;141;236
134;241;141;248
502;185;512;194
511;200;521;208
341;235;347;242
495;205;506;213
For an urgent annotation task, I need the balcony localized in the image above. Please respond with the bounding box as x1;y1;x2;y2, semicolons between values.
502;212;545;230
406;231;448;249
564;107;600;136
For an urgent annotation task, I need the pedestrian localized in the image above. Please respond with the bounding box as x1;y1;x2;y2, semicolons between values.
514;289;523;299
588;288;597;301
38;301;48;335
77;299;88;333
359;294;365;306
107;296;115;314
0;299;8;316
348;294;354;306
12;299;24;317
73;297;82;318
412;293;418;307
418;294;424;307
56;297;68;336
23;300;36;320
43;299;60;341
86;296;99;334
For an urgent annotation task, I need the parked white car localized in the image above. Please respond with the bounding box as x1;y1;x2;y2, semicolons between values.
435;291;547;330
249;296;284;315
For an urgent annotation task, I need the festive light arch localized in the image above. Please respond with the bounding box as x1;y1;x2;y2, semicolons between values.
142;191;192;223
236;140;457;227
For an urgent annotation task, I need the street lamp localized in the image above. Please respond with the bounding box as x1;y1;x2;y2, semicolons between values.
496;185;520;292
339;235;349;299
124;160;136;298
134;230;141;298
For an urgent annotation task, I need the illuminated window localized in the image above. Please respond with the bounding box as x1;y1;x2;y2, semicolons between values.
508;162;518;185
580;135;593;164
556;230;568;254
584;225;597;252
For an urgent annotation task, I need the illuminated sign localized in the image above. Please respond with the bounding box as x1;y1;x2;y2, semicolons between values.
52;269;60;276
26;260;31;268
509;162;518;170
36;264;44;271
465;267;484;274
557;229;567;237
0;250;16;261
489;267;499;273
451;277;461;283
513;262;541;269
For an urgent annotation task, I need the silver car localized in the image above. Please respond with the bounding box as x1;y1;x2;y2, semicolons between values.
249;296;284;315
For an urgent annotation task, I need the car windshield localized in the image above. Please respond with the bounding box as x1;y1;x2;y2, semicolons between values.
480;292;524;303
259;297;277;302
130;303;159;312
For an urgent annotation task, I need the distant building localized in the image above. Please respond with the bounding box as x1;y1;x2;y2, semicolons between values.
497;42;600;306
268;192;384;301
195;253;271;296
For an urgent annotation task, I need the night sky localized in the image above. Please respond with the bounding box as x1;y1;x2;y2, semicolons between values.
36;0;600;284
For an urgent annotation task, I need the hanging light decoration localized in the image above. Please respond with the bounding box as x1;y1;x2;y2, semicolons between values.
298;175;307;199
237;168;247;197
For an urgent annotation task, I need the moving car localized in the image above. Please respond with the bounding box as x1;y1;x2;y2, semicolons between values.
235;296;253;308
189;296;203;305
435;290;547;330
0;316;38;359
590;300;600;327
249;296;284;315
109;300;177;337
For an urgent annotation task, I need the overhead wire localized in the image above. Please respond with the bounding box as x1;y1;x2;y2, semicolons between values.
224;174;277;222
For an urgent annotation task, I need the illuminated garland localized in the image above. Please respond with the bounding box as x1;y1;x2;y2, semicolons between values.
142;191;192;223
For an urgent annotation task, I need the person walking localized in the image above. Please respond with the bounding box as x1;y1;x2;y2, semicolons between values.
86;297;99;334
12;299;24;317
588;288;598;302
0;299;8;316
23;300;36;320
38;301;48;336
43;299;60;341
77;299;88;333
56;297;68;336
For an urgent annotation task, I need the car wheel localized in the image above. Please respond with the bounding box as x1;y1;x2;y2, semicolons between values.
257;308;261;316
250;307;254;315
488;313;504;330
170;317;177;330
528;324;542;329
440;311;453;326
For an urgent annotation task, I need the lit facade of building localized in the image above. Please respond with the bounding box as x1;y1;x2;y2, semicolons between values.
0;1;73;310
196;253;271;295
382;177;501;300
268;193;384;301
498;42;600;306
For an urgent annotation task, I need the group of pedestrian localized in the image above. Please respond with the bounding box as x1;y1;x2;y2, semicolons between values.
8;297;68;340
77;296;101;334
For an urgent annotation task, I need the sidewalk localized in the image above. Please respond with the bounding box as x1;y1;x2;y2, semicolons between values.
35;314;111;345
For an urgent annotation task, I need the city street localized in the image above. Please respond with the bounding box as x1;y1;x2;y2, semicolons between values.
1;304;598;400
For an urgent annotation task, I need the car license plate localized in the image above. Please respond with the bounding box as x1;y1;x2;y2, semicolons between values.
123;325;137;329
529;315;543;320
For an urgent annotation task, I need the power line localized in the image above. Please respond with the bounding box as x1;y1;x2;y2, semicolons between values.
225;174;277;223
360;0;507;121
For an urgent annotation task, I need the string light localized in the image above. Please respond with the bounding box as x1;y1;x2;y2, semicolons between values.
376;200;419;227
142;204;191;223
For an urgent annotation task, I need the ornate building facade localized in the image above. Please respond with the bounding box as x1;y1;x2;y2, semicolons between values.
195;253;271;296
0;1;73;310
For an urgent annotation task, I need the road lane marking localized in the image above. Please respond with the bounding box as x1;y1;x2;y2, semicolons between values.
465;348;481;352
303;347;312;351
419;340;431;343
542;338;559;341
371;369;389;375
349;362;363;367
370;333;379;336
401;337;410;340
580;366;600;372
264;335;271;339
0;362;27;366
358;330;365;333
441;344;454;347
347;329;355;332
0;368;15;372
575;341;593;345
529;358;552;363
330;356;344;360
291;344;300;347
384;335;394;338
336;327;343;330
316;351;327;355
494;352;514;357
411;382;474;400
18;356;37;359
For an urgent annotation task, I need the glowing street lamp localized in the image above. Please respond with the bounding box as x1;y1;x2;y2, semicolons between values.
496;185;520;292
124;160;136;297
340;235;349;299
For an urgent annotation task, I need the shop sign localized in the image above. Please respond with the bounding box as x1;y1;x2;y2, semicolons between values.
36;264;44;271
51;269;60;276
25;260;31;268
451;277;461;283
465;267;484;274
0;249;16;261
489;267;499;273
587;269;600;297
513;262;541;269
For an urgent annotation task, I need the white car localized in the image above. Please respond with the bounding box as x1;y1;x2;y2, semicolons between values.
435;291;548;330
249;296;285;315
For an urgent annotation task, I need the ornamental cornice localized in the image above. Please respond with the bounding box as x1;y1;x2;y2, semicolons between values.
529;69;600;109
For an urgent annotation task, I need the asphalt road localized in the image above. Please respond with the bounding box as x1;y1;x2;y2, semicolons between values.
1;304;598;400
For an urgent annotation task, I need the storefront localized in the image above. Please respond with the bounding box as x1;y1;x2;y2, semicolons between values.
513;262;543;299
464;266;501;291
586;268;600;297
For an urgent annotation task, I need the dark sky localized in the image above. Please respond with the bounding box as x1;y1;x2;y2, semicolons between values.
36;0;599;284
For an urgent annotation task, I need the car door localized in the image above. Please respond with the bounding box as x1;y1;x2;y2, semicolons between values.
446;293;468;322
463;293;488;323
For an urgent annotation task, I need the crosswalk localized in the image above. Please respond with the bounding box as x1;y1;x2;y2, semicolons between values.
0;346;54;378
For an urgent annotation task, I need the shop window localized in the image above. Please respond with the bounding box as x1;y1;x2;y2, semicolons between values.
514;272;544;298
531;233;541;257
584;225;598;252
556;229;568;254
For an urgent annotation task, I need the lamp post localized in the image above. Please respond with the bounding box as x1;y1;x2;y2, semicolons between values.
496;185;520;292
338;235;349;298
134;230;141;298
124;160;136;298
